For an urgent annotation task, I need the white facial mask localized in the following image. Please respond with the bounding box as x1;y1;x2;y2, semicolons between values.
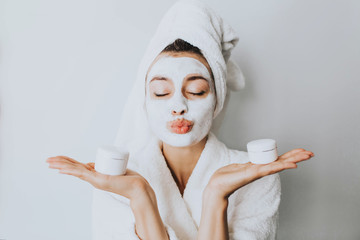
145;56;216;147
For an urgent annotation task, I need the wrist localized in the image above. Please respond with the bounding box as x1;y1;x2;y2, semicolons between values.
203;186;228;209
204;184;227;201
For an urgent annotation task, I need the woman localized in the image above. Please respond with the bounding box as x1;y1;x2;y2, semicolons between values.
46;1;314;240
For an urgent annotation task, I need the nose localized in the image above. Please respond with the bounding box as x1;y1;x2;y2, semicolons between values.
172;109;187;116
170;95;188;116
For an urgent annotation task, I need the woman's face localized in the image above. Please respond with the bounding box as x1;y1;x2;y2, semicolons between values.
145;51;216;147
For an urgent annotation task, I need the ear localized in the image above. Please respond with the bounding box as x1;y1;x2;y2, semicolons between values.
226;58;245;91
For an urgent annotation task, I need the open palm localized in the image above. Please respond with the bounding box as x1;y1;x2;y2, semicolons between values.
208;148;314;198
46;156;150;199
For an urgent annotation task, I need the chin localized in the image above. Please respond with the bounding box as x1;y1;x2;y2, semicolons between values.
157;128;210;147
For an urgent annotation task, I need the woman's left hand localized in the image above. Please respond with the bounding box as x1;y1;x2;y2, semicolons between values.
205;148;314;200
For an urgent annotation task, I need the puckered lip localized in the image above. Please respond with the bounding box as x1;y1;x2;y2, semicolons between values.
166;118;194;134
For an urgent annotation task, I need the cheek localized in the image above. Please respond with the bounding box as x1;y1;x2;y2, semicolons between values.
188;94;216;118
145;97;168;120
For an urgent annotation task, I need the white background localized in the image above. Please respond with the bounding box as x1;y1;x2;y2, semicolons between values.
1;0;359;239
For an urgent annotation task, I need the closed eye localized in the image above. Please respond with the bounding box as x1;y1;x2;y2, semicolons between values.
154;93;170;97
188;91;206;96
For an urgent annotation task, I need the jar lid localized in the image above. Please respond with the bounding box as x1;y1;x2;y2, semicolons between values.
247;139;277;152
97;145;129;160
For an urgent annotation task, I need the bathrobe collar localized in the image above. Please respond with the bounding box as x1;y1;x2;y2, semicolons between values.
132;131;228;240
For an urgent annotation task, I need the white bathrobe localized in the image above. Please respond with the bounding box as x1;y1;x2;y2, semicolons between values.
92;131;281;240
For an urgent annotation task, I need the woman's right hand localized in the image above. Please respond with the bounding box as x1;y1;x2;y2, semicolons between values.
47;156;169;239
46;156;154;202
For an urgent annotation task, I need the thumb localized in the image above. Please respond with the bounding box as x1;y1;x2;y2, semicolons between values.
86;162;95;169
83;162;96;172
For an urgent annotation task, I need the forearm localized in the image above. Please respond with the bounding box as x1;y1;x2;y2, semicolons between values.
130;189;169;240
197;188;229;240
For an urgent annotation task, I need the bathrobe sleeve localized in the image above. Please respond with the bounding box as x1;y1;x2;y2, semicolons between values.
227;173;281;240
92;189;179;240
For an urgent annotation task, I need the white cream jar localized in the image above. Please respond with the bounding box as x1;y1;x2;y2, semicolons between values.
247;139;278;164
95;146;129;175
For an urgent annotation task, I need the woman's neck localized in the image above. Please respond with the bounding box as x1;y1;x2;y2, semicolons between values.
162;135;208;196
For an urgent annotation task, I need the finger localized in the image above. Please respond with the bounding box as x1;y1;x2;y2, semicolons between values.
47;158;96;180
50;158;94;172
282;151;313;163
48;161;73;170
46;157;76;165
258;161;297;176
57;163;94;181
46;157;59;162
278;148;306;159
49;159;83;169
47;156;79;164
49;158;90;170
47;158;96;184
60;156;79;164
47;160;77;171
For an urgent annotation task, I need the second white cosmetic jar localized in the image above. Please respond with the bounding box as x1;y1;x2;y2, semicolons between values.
247;139;278;164
95;146;129;175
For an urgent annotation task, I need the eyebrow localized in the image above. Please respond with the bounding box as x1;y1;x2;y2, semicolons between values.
150;76;168;83
187;75;209;82
149;74;210;83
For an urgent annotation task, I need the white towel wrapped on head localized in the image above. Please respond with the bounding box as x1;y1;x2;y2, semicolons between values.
114;0;246;154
